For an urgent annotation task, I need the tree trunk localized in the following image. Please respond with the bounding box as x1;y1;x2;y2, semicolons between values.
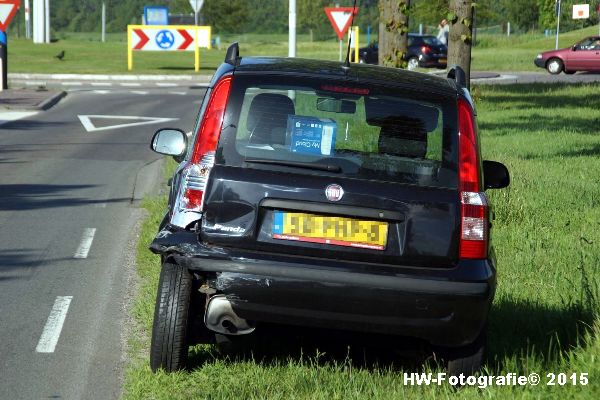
448;0;473;88
378;0;410;68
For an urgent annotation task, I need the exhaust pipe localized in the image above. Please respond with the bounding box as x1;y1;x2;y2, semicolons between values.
204;295;255;335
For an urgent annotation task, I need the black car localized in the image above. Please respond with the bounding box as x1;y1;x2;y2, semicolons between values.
359;33;448;70
148;43;509;375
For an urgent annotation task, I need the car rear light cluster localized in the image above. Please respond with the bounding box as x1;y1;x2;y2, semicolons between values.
179;76;232;213
457;98;488;259
421;46;431;54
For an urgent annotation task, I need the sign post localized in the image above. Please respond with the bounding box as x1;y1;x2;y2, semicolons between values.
324;7;358;62
189;0;204;26
0;0;21;91
555;0;561;50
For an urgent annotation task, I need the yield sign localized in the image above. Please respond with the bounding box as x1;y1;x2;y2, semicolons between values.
189;0;204;13
0;0;21;31
78;115;178;132
324;7;358;40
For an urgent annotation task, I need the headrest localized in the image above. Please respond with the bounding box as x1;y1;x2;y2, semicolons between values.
247;93;295;132
365;97;439;132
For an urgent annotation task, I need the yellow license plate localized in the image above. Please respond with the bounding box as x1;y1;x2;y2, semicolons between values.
439;58;447;63
272;211;388;250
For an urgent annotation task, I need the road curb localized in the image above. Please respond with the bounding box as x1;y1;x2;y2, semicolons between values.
38;91;68;110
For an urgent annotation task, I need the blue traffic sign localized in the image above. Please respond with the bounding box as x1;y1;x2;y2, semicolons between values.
144;6;169;26
0;31;6;46
155;30;175;49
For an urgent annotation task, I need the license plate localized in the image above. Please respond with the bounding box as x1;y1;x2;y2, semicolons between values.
272;211;388;250
439;58;447;63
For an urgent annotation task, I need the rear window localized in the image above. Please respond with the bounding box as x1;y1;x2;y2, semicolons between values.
217;75;458;188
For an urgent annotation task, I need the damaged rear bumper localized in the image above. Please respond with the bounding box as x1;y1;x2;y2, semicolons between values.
151;226;496;347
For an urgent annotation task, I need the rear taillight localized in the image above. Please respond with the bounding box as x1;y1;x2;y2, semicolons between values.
458;98;488;259
421;46;431;54
180;76;232;212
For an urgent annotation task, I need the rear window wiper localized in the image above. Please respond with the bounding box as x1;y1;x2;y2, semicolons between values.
245;158;342;173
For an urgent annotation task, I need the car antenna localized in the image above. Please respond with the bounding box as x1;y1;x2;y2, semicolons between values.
225;42;240;66
342;0;359;73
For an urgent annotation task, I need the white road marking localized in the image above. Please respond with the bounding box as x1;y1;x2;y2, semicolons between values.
74;228;96;258
77;115;178;132
36;296;73;353
131;90;149;95
92;90;110;95
120;83;141;87
62;82;83;86
156;83;178;87
94;203;107;208
24;81;47;86
168;91;187;96
91;82;113;87
0;111;38;127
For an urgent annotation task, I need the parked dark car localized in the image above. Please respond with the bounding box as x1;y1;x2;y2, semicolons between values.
148;43;510;375
359;33;448;70
535;36;600;74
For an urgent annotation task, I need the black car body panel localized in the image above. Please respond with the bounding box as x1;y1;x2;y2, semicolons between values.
150;226;495;347
150;55;506;354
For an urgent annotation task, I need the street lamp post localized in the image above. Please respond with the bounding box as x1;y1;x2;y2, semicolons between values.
555;0;561;50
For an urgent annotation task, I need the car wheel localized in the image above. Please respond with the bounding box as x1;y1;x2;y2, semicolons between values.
407;57;419;71
546;58;563;75
150;260;192;372
440;326;486;379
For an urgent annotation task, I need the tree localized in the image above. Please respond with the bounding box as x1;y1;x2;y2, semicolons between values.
378;0;410;68
447;0;473;88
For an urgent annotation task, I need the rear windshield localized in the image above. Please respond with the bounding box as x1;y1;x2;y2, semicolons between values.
409;36;443;46
217;74;458;188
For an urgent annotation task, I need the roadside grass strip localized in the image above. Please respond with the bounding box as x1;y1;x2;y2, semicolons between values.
7;25;600;75
124;84;599;399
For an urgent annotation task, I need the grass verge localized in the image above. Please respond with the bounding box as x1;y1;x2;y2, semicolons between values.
8;25;600;75
124;83;599;399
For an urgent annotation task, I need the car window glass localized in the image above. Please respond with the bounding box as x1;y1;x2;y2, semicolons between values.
218;77;457;189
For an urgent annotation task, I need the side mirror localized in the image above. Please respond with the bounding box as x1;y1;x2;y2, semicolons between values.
151;128;187;159
483;160;510;190
572;45;578;51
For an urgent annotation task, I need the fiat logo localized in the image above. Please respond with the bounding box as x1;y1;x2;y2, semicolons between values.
325;184;344;202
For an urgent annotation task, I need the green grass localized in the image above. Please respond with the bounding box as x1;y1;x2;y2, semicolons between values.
7;25;600;75
124;83;600;399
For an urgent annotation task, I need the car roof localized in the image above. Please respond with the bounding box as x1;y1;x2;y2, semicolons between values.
231;56;457;96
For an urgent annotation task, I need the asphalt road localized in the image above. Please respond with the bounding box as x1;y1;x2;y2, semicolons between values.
0;85;206;399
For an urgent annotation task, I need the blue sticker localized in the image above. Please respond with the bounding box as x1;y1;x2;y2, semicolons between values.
156;30;175;49
287;116;337;156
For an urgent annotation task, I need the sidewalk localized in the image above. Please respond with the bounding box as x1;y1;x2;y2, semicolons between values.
0;88;67;111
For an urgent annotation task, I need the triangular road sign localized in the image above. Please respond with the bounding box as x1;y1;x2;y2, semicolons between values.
0;0;21;32
324;7;358;40
78;115;178;132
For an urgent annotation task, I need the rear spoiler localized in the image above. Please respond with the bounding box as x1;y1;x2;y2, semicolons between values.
225;42;241;66
447;66;467;88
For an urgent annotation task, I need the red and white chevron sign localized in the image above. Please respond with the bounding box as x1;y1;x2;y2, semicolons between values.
130;26;196;51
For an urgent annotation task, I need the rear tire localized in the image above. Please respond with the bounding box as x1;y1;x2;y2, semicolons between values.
546;58;563;75
150;261;192;372
407;57;419;71
441;327;487;378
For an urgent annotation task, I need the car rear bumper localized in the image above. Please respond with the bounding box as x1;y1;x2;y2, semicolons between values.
152;228;496;347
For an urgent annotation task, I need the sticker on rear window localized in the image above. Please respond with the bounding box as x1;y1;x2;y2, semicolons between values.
286;115;337;156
